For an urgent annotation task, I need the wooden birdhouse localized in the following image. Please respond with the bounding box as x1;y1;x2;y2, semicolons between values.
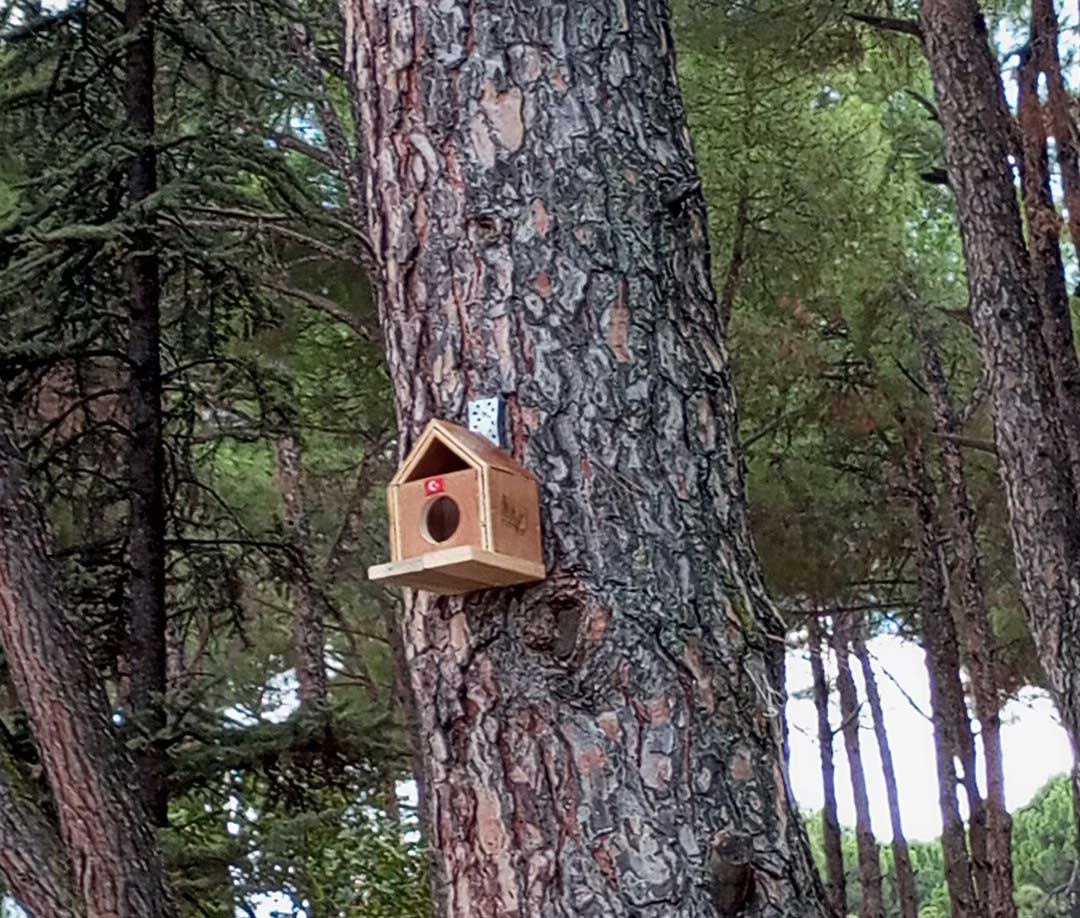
367;420;545;595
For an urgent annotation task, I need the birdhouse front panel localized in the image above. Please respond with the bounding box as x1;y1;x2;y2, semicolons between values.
393;468;483;561
369;419;546;595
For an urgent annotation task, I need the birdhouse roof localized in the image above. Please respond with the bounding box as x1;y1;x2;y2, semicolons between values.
390;419;537;486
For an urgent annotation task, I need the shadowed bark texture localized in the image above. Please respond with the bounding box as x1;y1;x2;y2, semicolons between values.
0;750;78;918
123;0;168;828
920;0;1080;892
0;430;175;918
807;615;846;918
340;1;831;916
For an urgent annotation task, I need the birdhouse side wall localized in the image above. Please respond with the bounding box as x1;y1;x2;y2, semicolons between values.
486;468;543;564
393;468;484;561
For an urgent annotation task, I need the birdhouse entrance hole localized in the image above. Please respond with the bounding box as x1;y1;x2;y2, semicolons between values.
423;496;460;543
368;419;546;595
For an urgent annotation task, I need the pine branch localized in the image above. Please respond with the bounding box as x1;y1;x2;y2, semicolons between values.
848;13;924;40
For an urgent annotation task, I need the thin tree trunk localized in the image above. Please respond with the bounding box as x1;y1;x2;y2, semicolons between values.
934;584;990;906
1016;37;1080;488
1034;0;1080;262
852;624;918;918
808;614;847;918
915;320;1016;918
0;429;175;918
917;537;990;904
124;0;168;827
920;0;1080;891
831;614;884;918
274;432;328;710
340;1;833;915
905;433;978;918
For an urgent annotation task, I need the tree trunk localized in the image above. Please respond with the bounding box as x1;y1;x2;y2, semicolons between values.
926;535;989;905
851;624;918;918
807;614;846;918
1034;0;1080;263
1016;37;1080;488
274;432;329;710
0;429;175;918
915;321;1016;918
920;0;1080;879
340;1;832;916
124;0;168;828
831;615;883;918
0;746;78;918
905;433;978;918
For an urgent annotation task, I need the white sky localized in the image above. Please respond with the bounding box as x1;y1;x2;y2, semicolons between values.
786;634;1074;841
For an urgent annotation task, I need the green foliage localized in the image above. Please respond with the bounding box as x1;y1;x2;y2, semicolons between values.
0;3;411;915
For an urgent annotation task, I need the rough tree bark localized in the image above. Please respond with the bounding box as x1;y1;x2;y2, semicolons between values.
920;2;1080;906
915;321;1016;918
807;614;847;918
0;750;78;917
124;0;168;827
0;429;175;918
274;432;329;709
905;433;977;918
831;615;883;918
340;1;832;916
852;624;918;918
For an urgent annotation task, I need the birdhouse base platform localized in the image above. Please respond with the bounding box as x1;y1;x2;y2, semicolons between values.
368;546;545;595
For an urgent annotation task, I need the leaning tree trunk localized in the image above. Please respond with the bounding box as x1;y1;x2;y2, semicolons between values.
808;614;847;917
852;625;918;918
340;2;832;916
124;0;168;827
906;434;978;918
0;429;175;918
920;0;1080;890
831;615;883;918
915;320;1016;918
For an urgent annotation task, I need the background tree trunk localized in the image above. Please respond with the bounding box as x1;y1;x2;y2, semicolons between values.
124;0;168;828
1016;39;1080;486
920;0;1080;898
906;434;977;918
0;430;174;918
831;615;884;918
916;321;1016;918
808;614;847;917
852;624;919;918
1034;0;1080;264
274;431;329;710
340;1;832;915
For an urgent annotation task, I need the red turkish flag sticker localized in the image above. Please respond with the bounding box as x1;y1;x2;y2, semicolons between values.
425;477;445;496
